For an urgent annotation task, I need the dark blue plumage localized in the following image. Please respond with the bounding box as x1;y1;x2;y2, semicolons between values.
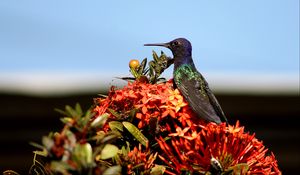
144;38;228;124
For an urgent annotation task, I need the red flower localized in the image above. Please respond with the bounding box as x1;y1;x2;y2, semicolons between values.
94;80;195;129
126;145;157;174
92;80;281;175
157;121;281;175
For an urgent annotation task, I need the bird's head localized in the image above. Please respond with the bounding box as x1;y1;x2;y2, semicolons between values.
144;38;192;58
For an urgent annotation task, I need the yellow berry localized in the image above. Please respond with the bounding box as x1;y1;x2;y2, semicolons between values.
129;59;140;69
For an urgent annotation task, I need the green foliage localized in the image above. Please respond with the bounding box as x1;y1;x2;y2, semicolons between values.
124;51;174;84
91;113;109;128
100;144;119;160
148;51;173;83
123;121;149;147
28;104;162;175
102;166;122;175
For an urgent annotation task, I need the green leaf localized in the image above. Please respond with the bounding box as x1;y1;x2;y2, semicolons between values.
75;103;83;116
119;142;131;157
91;113;109;128
150;165;166;175
93;130;106;140
128;108;138;121
65;105;78;118
50;161;75;174
122;121;148;146
148;61;155;77
73;143;94;168
29;142;45;150
108;108;121;119
103;165;122;175
109;121;123;131
152;51;159;62
100;132;120;144
54;108;68;116
42;136;54;150
100;144;119;160
60;117;73;124
79;109;93;127
138;58;147;74
130;67;139;78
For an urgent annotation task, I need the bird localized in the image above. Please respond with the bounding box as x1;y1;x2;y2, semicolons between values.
144;38;228;124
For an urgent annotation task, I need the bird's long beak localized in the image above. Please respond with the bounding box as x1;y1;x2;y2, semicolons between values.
144;42;170;48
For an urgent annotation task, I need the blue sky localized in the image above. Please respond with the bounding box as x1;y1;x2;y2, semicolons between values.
0;1;299;76
0;0;299;73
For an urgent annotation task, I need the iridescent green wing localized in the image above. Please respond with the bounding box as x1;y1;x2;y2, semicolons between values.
174;64;222;123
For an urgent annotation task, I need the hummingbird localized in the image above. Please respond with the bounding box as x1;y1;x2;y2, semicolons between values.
144;38;228;124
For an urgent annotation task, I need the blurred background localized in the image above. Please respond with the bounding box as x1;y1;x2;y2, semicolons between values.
0;0;299;174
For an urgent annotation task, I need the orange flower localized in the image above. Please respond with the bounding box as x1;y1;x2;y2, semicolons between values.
157;122;281;174
167;89;188;112
92;80;281;175
169;127;190;137
95;80;194;129
169;127;199;141
120;144;157;174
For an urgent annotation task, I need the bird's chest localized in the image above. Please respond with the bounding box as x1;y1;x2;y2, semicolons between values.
174;67;208;97
173;66;197;84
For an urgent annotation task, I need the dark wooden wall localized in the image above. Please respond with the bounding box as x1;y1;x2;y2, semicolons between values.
0;93;299;174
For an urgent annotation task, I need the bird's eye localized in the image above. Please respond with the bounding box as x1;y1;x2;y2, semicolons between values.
172;41;179;46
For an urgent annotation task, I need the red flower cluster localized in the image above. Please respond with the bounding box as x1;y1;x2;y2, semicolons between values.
94;80;203;130
157;122;281;174
125;144;157;174
93;80;281;175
